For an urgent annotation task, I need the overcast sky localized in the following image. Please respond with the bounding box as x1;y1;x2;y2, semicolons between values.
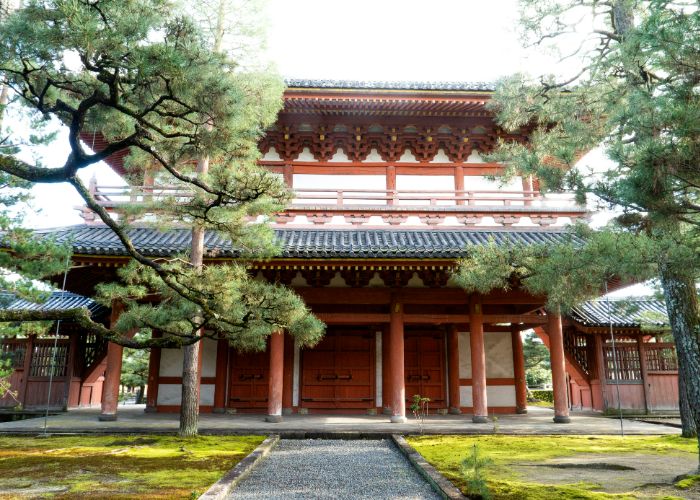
17;0;649;296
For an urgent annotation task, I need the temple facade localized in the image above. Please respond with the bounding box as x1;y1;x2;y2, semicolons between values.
6;80;677;422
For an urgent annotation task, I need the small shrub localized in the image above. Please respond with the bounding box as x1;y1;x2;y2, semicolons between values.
530;389;554;403
461;443;493;499
410;394;430;434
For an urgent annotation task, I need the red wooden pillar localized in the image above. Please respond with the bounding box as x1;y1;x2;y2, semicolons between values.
145;335;161;413
212;338;228;413
282;334;294;414
389;299;406;423
447;325;461;414
591;333;607;411
65;334;80;408
100;303;124;421
522;175;534;206
283;163;293;188
382;325;392;415
19;335;35;407
548;312;571;423
454;166;465;206
469;296;488;423
386;165;397;206
637;335;651;413
511;324;528;414
266;331;284;422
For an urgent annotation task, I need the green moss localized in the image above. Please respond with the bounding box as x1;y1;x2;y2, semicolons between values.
407;435;698;500
0;434;265;499
675;474;700;489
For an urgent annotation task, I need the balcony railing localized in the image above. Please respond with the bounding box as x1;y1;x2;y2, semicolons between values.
81;183;587;227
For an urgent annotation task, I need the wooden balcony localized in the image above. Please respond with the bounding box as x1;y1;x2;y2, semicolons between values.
80;183;587;228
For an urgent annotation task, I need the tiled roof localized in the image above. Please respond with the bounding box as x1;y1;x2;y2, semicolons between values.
569;300;668;328
0;291;108;317
35;226;575;259
285;79;496;92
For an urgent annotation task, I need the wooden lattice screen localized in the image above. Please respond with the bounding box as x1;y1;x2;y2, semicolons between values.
29;341;68;377
564;330;590;375
1;340;26;369
603;342;642;382
645;343;678;372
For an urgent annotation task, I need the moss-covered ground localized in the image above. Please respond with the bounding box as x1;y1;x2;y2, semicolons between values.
407;435;699;499
0;434;264;499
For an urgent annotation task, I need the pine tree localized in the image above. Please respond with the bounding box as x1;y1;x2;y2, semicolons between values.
0;0;325;435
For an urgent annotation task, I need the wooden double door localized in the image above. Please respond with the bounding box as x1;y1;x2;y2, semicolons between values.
301;329;375;411
228;348;269;410
404;331;446;409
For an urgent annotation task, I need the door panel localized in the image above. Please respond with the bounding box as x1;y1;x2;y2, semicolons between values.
228;348;269;409
301;330;374;410
405;331;446;408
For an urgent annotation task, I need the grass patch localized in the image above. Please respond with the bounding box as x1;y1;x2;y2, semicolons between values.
0;434;265;499
675;474;700;489
528;400;554;408
407;435;698;499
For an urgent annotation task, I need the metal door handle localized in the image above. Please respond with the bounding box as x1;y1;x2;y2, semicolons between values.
337;374;352;381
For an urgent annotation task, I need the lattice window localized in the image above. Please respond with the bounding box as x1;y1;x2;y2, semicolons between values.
603;344;641;382
29;343;68;377
0;341;26;369
82;333;107;373
564;330;590;375
645;344;678;372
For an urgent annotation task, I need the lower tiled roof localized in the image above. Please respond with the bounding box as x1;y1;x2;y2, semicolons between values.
0;291;108;317
569;300;668;328
36;225;577;260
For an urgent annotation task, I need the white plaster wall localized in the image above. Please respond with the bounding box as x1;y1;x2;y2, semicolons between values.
458;331;514;378
159;348;183;377
459;385;516;407
201;338;217;378
156;384;214;405
158;338;217;378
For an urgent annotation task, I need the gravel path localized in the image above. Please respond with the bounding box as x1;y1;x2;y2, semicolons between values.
229;439;441;499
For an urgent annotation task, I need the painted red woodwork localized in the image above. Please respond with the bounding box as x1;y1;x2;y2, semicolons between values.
386;166;396;206
459;378;516;386
100;303;124;420
382;326;391;414
404;331;446;409
469;297;488;422
548;313;571;423
282;334;294;413
213;338;228;412
511;324;528;414
228;347;269;410
300;329;375;411
647;373;679;411
389;301;406;422
267;332;284;420
447;326;460;413
146;332;161;412
454;166;465;206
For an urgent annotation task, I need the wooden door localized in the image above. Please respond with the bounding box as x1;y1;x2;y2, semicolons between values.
228;348;269;410
301;330;374;411
405;331;446;409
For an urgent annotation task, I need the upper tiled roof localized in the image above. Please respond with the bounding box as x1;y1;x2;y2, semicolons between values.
0;291;108;317
285;79;496;92
36;226;575;260
569;300;668;328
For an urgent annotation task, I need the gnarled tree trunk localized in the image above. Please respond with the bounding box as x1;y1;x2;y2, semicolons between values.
659;262;700;469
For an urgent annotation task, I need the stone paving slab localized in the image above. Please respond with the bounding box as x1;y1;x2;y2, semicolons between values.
0;405;679;436
228;439;441;499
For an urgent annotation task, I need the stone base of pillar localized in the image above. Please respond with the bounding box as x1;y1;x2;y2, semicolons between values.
553;415;571;424
449;407;461;415
390;415;407;423
472;415;489;424
98;413;117;422
212;407;226;414
282;408;293;415
516;407;528;414
265;415;283;423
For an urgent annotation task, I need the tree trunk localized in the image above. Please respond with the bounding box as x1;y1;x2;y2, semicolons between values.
136;385;145;405
658;262;700;469
178;151;209;437
679;375;696;438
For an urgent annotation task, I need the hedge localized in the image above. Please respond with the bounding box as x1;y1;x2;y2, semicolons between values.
530;389;554;403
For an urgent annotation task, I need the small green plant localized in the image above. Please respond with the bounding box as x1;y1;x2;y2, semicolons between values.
461;443;493;499
491;416;499;434
410;394;430;434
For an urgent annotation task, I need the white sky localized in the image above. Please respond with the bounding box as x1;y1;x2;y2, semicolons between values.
16;0;650;297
